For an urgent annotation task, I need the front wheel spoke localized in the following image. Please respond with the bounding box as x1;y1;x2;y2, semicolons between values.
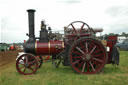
89;62;95;72
29;67;35;72
19;64;25;69
23;67;26;73
28;60;36;65
90;46;97;54
82;62;86;72
93;57;103;63
76;47;85;54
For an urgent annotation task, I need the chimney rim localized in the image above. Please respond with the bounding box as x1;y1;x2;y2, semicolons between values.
27;9;36;12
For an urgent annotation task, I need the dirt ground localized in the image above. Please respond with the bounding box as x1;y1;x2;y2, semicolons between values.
0;50;23;71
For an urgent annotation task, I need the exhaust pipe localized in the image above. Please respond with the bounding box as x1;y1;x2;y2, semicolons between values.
27;9;35;41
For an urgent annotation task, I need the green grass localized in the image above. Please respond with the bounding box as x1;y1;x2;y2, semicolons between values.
0;51;128;85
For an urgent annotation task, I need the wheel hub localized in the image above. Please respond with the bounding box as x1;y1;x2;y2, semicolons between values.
24;63;29;68
85;53;91;60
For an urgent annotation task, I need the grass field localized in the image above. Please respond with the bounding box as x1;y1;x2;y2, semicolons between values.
0;51;128;85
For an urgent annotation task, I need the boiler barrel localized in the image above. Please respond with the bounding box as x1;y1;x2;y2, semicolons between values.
35;40;64;55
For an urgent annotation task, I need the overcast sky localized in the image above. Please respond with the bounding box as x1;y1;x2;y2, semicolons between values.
0;0;128;43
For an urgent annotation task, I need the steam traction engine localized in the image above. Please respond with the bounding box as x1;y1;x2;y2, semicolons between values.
16;9;119;75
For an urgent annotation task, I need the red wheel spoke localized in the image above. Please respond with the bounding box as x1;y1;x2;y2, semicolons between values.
29;67;35;72
82;62;86;72
92;49;101;54
87;62;90;72
89;62;95;72
93;57;103;63
73;60;80;65
73;56;82;58
80;23;85;33
76;47;85;54
19;64;25;69
90;46;97;54
71;24;77;33
85;42;88;53
28;60;36;65
72;50;82;55
78;61;84;68
23;67;26;73
93;54;102;57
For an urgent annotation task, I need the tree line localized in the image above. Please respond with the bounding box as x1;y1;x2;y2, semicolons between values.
104;32;128;37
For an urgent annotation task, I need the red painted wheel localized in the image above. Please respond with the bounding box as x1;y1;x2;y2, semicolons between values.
69;37;107;74
16;53;38;75
65;21;94;45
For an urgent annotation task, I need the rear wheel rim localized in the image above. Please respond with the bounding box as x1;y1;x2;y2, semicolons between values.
69;37;107;74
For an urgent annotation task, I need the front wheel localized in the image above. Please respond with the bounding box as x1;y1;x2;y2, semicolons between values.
16;53;38;75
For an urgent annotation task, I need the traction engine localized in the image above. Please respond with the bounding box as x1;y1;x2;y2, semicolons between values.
16;9;119;75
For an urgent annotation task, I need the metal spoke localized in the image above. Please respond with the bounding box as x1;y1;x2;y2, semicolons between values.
76;47;85;54
28;60;36;65
23;67;26;73
78;61;84;68
89;62;95;72
82;62;86;72
87;62;90;72
90;46;97;54
80;23;85;33
93;54;102;57
19;64;25;69
72;50;82;55
73;56;82;58
29;67;34;72
71;24;77;33
73;60;80;65
93;57;103;63
85;42;88;53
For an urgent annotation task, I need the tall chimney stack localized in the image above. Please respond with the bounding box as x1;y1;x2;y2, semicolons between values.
27;9;35;41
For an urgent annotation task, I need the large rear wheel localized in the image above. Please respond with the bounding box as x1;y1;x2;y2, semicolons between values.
69;37;107;74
